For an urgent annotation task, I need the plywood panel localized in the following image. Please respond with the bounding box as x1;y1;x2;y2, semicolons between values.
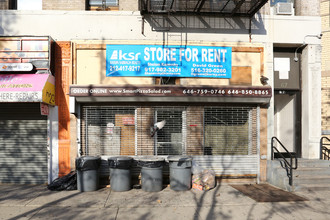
230;66;252;85
115;114;135;155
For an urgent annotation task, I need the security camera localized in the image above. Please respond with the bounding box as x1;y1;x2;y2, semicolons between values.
294;57;299;62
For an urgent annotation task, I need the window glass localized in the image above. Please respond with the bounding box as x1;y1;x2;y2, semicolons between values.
17;0;42;10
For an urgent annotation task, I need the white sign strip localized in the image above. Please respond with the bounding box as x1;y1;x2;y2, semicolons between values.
0;91;42;102
0;63;33;72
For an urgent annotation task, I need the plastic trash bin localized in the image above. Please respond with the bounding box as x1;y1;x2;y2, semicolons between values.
168;156;192;191
138;157;165;192
76;156;101;192
108;156;133;192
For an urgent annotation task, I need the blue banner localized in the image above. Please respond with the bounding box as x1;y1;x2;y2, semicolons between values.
106;45;232;78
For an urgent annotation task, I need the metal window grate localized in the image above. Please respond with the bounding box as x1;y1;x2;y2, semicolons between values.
81;106;136;156
204;106;257;155
81;105;258;157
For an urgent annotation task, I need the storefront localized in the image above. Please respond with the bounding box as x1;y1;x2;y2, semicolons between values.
69;42;271;182
0;36;57;184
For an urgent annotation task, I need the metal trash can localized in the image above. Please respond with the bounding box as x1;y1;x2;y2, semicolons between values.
138;157;165;192
108;156;133;192
168;156;192;191
76;156;101;192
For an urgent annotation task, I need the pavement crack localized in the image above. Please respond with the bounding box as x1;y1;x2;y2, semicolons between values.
104;188;112;208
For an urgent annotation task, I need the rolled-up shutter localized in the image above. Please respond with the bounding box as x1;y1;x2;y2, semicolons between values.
0;103;48;184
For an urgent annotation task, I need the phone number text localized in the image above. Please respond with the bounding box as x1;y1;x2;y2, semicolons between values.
183;89;270;95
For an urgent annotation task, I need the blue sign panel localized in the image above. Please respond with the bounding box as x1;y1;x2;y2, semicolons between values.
106;45;232;78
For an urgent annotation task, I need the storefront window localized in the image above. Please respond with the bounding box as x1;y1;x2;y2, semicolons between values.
82;105;257;157
204;107;254;155
82;106;136;156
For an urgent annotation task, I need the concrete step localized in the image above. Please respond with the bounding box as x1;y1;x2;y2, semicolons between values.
294;183;330;192
268;159;330;192
296;159;330;168
293;167;330;176
293;175;330;185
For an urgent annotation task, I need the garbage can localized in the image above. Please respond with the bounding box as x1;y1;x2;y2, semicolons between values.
108;156;133;192
138;157;165;192
76;156;101;192
168;156;192;191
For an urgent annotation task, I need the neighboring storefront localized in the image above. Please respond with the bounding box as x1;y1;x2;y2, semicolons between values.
0;36;57;184
69;42;271;182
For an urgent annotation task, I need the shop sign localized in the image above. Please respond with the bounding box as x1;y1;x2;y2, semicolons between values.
42;79;55;105
122;117;135;125
0;63;33;71
106;45;232;78
0;74;55;105
70;85;272;98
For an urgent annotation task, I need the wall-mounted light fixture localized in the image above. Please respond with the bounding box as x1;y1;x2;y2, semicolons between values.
294;34;323;62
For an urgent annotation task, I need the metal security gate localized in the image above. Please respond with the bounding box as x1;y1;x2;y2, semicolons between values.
81;105;259;177
154;107;185;155
0;103;48;184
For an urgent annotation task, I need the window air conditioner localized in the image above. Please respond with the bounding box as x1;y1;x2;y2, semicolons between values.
89;0;118;7
275;2;293;15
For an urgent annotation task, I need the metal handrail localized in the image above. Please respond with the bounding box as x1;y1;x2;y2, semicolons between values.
320;137;330;160
271;136;298;186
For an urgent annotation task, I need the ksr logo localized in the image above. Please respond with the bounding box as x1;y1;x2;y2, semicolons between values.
110;50;141;61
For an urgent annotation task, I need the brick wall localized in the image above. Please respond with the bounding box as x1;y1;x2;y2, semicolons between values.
186;106;204;155
321;0;330;72
119;0;139;11
43;0;86;10
321;0;330;134
55;41;72;175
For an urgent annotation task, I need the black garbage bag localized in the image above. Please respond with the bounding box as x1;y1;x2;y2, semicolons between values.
47;171;77;191
75;156;101;171
108;156;133;169
137;157;165;168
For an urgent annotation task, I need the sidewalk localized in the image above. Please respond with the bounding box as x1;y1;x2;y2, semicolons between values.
1;183;330;220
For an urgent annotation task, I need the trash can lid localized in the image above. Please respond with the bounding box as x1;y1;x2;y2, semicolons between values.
108;156;133;168
108;156;133;162
77;156;101;161
167;156;192;162
139;157;165;162
75;156;101;171
138;157;165;168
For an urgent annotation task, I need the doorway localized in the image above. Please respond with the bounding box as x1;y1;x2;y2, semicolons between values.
274;90;301;157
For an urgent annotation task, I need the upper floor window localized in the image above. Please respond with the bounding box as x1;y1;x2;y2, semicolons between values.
16;0;42;10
